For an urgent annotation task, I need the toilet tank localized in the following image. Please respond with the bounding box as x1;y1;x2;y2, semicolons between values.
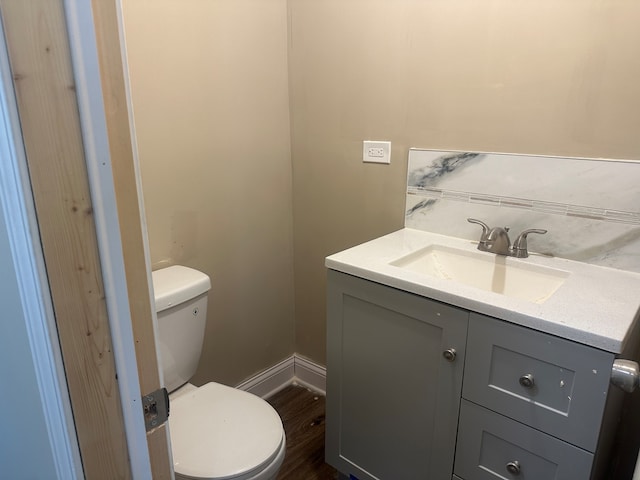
152;265;211;393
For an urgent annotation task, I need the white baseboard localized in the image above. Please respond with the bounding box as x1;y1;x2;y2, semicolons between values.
236;353;326;399
235;356;295;399
292;354;326;395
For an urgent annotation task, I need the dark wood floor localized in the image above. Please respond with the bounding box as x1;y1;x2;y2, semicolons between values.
267;384;338;480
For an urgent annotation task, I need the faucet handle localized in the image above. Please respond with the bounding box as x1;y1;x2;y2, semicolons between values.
467;218;490;241
512;228;547;258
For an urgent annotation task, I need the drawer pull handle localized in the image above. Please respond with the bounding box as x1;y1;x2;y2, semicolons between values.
506;460;521;475
443;348;457;362
519;374;535;389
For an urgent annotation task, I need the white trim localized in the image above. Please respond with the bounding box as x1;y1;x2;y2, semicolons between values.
0;20;83;480
64;2;153;478
236;354;327;399
293;354;327;395
236;356;296;399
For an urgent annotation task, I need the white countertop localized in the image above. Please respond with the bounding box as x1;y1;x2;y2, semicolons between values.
326;228;640;354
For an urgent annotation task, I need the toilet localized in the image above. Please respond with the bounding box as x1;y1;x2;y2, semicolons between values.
152;265;286;480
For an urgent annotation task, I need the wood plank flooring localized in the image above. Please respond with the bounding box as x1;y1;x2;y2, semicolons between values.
267;384;338;480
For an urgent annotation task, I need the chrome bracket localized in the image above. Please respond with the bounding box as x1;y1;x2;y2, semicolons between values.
142;387;170;432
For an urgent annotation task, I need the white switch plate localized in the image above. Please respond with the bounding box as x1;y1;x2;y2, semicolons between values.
363;140;391;164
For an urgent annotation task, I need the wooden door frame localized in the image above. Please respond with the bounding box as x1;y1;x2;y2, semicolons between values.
64;1;156;475
0;1;172;477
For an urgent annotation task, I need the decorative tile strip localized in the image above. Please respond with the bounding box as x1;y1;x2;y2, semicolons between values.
501;198;533;209
531;200;569;215
606;210;640;223
469;193;501;206
441;190;469;202
407;187;640;226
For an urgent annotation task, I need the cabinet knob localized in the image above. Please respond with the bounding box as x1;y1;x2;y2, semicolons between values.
506;460;521;475
519;374;535;389
442;348;457;362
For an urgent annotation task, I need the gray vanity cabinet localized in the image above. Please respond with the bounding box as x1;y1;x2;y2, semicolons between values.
326;270;469;480
326;270;622;480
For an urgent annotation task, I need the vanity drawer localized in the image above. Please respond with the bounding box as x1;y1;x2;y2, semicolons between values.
463;313;614;452
455;400;593;480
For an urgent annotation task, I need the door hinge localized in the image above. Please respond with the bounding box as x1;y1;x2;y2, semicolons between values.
142;387;169;432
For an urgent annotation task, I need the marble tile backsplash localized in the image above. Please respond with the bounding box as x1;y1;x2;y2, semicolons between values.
405;149;640;273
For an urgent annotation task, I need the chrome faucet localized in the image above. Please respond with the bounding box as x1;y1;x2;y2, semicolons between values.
467;218;547;258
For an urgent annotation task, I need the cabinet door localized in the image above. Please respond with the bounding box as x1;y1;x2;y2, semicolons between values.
326;270;469;480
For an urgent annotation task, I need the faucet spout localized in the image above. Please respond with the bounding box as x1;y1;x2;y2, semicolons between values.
469;218;511;255
484;227;511;256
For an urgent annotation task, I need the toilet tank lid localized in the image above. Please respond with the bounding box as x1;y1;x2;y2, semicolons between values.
152;265;211;313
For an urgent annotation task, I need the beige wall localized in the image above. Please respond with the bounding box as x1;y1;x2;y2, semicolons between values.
122;0;294;386
123;0;640;379
289;0;640;363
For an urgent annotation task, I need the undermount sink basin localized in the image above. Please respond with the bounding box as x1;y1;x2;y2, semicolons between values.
390;245;570;304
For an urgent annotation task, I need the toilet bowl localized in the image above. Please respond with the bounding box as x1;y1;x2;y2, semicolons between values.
152;266;286;480
170;383;285;480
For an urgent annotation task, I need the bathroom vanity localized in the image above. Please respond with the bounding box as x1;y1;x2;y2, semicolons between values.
325;228;640;480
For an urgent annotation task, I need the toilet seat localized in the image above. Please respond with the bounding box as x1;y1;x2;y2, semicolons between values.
169;382;285;480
